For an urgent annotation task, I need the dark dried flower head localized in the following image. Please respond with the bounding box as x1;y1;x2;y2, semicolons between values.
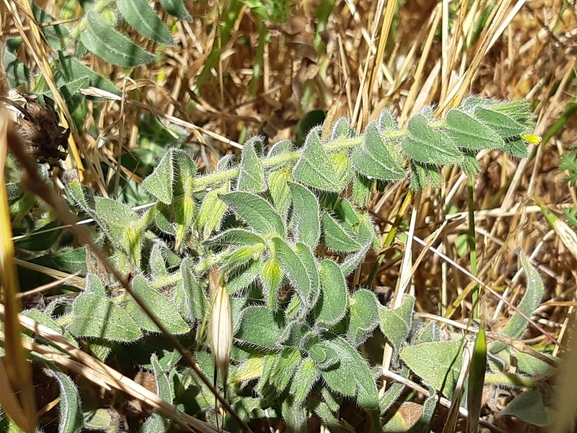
0;90;70;167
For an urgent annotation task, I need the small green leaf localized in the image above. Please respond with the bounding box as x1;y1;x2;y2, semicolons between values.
173;193;196;249
474;107;526;138
339;221;373;275
117;0;174;45
194;183;228;238
321;212;361;252
314;260;348;328
222;244;264;274
293;128;342;192
204;228;265;248
281;397;308;433
160;0;192;20
50;369;83;433
502;136;529;158
347;289;379;346
3;45;30;89
295;242;320;307
142;151;174;204
268;168;293;218
329;116;352;140
236;306;286;349
491;252;544;353
226;257;262;294
148;243;167;278
320;335;379;409
270;348;301;392
290;358;320;404
238;138;266;192
222;191;285;236
400;341;463;396
141;413;170;433
288;182;321;248
69;293;142;342
352;123;406;180
379;294;414;351
262;256;283;311
500;389;549;426
80;11;155;67
85;273;106;296
310;342;340;370
126;276;189;334
378;109;397;131
445;109;505;150
151;354;174;402
403;114;463;165
177;257;207;321
271;237;312;311
56;51;120;95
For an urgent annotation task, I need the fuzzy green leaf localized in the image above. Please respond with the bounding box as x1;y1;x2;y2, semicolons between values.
85;273;106;296
142;151;173;204
271;237;313;310
288;182;321;248
491;252;544;353
309;341;340;371
117;0;174;45
238;138;266;192
226;257;262;294
502;136;529;158
347;289;379;346
295;242;320;307
160;0;192;20
262;256;284;311
314;260;348;328
56;51;120;95
50;369;83;433
319;335;379;409
69;293;142;342
270;348;301;392
400;341;463;397
403;114;463;165
194;183;228;238
80;11;155;67
236;306;286;349
151;354;174;402
222;191;285;236
474;107;526;138
268;168;293;218
321;212;361;252
148;243;168;278
329;116;352;140
125;276;189;334
501;389;549;426
293;128;342;192
177;257;207;321
205;228;265;248
281;397;308;433
445;109;505;150
352;122;406;180
379;294;414;351
290;358;320;404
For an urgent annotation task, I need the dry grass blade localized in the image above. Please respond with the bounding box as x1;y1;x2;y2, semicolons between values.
0;112;37;432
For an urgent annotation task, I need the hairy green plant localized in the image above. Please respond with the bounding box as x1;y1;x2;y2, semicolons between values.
3;90;555;431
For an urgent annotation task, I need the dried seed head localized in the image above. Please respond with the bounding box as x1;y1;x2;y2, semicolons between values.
209;267;233;398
